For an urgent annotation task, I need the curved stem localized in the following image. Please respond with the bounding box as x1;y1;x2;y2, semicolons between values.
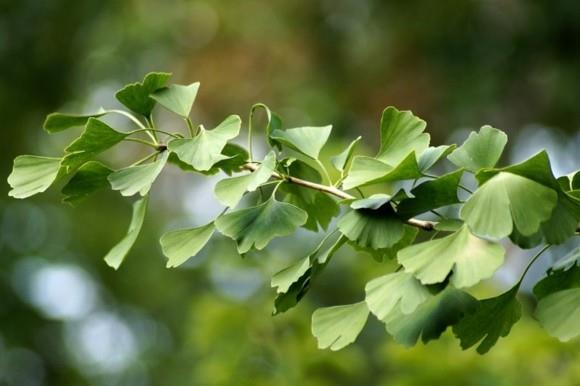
185;118;195;137
123;137;158;148
519;244;552;285
130;151;160;166
128;128;180;138
107;109;158;144
315;159;332;185
247;103;273;162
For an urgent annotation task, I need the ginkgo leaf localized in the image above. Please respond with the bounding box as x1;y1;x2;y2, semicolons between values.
115;72;171;116
348;225;419;262
461;172;557;239
272;235;347;314
311;301;369;351
376;106;430;164
108;152;169;196
331;136;361;172
448;126;507;172
214;197;307;254
552;247;580;271
43;110;106;133
342;152;422;190
160;222;214;268
338;197;405;249
397;169;463;218
533;262;580;342
151;82;200;117
168;115;241;171
433;219;464;232
8;155;62;199
214;151;276;207
62;118;127;170
104;196;148;269
384;287;477;347
418;145;456;172
270;125;332;159
398;225;505;288
453;285;521;354
365;271;430;321
61;161;112;205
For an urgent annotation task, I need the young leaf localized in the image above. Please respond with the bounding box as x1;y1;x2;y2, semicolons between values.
453;285;521;354
397;169;463;218
62;118;127;170
448;126;508;172
108;151;169;196
8;155;62;199
365;271;430;321
331;136;361;172
151;82;200;117
270;125;332;160
115;72;172;116
376;106;430;165
43;110;106;133
384;287;477;347
61;161;113;205
342;152;422;190
338;196;405;249
168;115;241;171
214;197;307;254
461;172;557;239
398;225;505;288
418;145;456;172
214;151;276;207
160;222;214;268
104;196;148;269
311;302;369;351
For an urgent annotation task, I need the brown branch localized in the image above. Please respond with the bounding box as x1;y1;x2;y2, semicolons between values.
242;163;435;231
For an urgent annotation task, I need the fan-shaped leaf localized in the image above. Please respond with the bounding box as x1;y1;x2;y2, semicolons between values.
62;161;112;204
331;136;362;172
115;72;171;116
311;302;369;351
108;152;168;196
377;106;430;164
8;156;62;199
160;222;214;268
418;145;456;172
448;126;507;172
270;125;332;160
43;110;106;133
151;82;200;117
342;152;422;190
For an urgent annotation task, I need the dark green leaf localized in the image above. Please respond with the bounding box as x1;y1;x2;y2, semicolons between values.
43;110;106;133
115;72;171;116
62;161;112;205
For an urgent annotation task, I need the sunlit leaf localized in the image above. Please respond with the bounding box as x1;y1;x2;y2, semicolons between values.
331;136;362;172
453;285;521;354
448;126;507;172
151;82;200;117
461;172;557;239
160;222;214;268
342;152;422;190
62;118;127;170
377;106;430;164
43;110;107;133
115;72;171;116
215;196;307;254
8;155;61;199
311;301;369;351
108;151;168;196
418;145;456;172
271;125;332;159
398;225;505;288
104;196;148;269
62;161;112;205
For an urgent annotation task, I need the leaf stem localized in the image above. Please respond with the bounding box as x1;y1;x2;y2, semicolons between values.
107;109;158;144
128;128;180;138
123;137;158;148
315;159;332;185
185;118;195;137
130;151;160;166
519;244;552;285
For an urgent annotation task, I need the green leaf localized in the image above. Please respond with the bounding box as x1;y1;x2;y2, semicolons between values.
338;197;405;249
8;155;62;199
434;219;464;232
348;225;419;262
311;302;369;351
43;110;106;133
280;160;339;231
448;126;507;172
214;151;276;207
272;235;347;314
398;225;505;288
418;145;456;172
168;143;249;176
552;247;580;271
62;118;127;170
453;285;521;354
214;196;307;254
115;72;172;116
384;287;477;347
151;82;200;117
365;271;430;321
104;196;148;269
377;106;430;164
270;125;332;159
342;152;422;190
331;136;361;172
160;222;214;268
168;115;241;171
108;151;169;196
460;172;557;239
61;161;112;205
397;169;463;218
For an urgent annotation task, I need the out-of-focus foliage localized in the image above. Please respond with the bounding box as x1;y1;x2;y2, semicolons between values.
1;1;579;386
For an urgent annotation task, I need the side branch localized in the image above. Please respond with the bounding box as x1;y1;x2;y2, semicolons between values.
242;163;435;231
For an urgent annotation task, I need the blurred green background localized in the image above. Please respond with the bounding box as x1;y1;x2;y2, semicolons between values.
1;1;579;385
